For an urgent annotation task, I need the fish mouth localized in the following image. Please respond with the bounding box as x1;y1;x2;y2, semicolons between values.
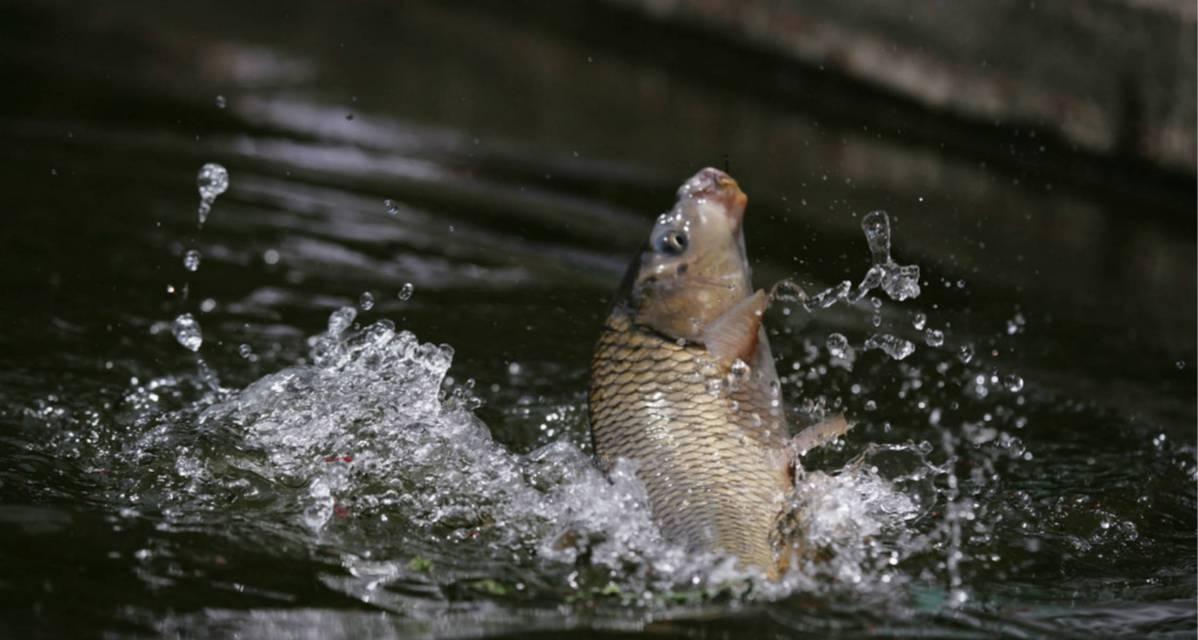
679;167;748;226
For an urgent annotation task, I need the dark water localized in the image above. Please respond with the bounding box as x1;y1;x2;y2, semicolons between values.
1;2;1195;638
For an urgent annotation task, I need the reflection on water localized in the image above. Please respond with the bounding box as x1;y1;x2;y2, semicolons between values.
0;0;1193;638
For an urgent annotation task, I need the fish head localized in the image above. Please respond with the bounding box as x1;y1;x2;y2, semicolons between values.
619;167;753;341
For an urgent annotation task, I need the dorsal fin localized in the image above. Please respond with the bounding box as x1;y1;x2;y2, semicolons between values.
703;289;768;367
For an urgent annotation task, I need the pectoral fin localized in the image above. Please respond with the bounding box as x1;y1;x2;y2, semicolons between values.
703;289;768;367
791;415;853;457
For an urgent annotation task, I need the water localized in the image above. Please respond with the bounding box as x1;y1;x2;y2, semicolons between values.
1;1;1194;638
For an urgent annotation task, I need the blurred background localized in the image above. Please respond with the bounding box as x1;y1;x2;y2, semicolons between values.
0;0;1194;637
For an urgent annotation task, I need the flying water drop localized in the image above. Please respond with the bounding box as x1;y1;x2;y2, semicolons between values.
864;334;915;360
327;306;357;335
1003;374;1024;392
215;95;226;109
912;312;927;330
924;328;945;347
172;313;203;352
196;163;229;227
183;249;201;272
383;199;400;216
826;333;849;358
398;283;415;301
359;291;375;311
958;344;975;364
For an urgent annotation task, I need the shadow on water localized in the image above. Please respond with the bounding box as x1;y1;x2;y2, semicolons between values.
0;1;1193;638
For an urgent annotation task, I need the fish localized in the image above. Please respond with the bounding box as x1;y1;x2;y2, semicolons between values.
588;167;799;578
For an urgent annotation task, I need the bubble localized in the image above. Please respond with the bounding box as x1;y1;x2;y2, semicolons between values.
826;333;849;358
199;298;216;313
864;334;915;360
1003;374;1024;392
262;249;280;265
383;199;400;216
359;291;375;311
924;328;944;347
183;249;201;272
172;313;203;352
239;344;253;359
398;283;415;301
912;312;927;331
958;345;974;364
215;95;226;109
327;306;357;335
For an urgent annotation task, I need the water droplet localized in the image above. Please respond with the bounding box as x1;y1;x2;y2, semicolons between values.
398;282;414;301
327;306;357;335
238;344;253;358
199;298;216;313
924;328;944;347
864;400;877;411
183;249;201;272
197;163;229;201
912;312;927;330
262;249;280;265
196;163;229;226
383;199;399;216
1006;312;1026;335
172;313;203;352
1003;374;1024;392
826;333;849;358
864;334;915;360
871;315;882;327
359;291;375;311
771;279;806;303
729;359;751;381
958;344;974;363
860;211;891;264
1177;360;1186;370
215;95;226;109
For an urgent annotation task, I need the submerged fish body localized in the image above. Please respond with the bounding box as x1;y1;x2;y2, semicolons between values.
588;168;795;577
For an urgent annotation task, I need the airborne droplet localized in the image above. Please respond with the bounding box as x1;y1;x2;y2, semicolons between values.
383;199;400;216
864;334;915;360
924;328;945;347
196;163;229;226
359;291;375;311
172;313;203;352
398;283;415;301
826;333;849;358
327;306;357;335
183;249;201;272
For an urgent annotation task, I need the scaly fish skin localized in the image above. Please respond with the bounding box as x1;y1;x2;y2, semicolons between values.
588;168;794;578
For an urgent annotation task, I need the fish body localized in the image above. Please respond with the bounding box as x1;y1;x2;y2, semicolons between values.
588;168;794;577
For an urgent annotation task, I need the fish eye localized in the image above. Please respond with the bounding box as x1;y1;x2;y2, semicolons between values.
653;229;689;256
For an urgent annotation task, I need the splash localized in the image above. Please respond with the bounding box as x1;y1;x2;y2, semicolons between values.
782;211;924;361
